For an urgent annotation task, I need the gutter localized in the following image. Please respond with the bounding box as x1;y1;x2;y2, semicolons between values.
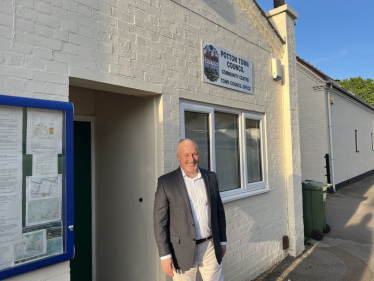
326;82;336;192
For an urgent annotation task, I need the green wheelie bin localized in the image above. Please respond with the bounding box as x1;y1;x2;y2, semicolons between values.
302;180;332;240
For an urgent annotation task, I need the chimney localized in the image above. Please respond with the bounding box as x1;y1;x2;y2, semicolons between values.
274;0;285;8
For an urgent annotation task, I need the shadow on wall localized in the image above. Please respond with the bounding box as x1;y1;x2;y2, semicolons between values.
201;0;236;25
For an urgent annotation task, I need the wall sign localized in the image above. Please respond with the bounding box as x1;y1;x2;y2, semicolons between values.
202;40;253;94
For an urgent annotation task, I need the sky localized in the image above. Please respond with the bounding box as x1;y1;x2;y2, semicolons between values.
256;0;374;80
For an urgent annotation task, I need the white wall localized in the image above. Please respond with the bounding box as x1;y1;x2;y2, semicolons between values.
331;91;374;185
297;63;329;182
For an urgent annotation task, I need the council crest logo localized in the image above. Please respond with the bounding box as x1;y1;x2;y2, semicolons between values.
203;45;219;82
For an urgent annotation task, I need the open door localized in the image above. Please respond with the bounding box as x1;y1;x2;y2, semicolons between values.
71;121;93;280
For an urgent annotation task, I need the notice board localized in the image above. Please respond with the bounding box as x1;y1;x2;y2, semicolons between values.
0;95;74;279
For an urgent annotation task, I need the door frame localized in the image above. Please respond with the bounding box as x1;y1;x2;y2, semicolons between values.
74;115;96;281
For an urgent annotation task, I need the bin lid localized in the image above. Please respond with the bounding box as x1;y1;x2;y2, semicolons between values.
302;180;331;191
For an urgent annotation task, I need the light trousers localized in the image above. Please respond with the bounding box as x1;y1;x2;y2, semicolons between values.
173;239;224;281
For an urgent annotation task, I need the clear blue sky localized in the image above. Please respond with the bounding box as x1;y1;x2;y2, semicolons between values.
256;0;374;80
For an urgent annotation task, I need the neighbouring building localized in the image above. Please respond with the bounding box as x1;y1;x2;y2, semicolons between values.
0;0;305;280
297;57;374;190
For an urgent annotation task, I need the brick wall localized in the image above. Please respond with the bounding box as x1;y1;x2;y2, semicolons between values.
297;62;329;183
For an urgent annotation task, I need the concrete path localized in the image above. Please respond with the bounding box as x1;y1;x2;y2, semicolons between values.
253;175;374;281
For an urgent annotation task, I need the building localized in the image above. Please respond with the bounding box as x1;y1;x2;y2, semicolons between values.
297;57;374;190
0;0;305;280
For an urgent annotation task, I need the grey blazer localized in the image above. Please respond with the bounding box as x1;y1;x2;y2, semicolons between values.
153;167;227;271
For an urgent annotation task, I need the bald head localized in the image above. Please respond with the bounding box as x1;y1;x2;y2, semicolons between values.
177;138;199;177
178;138;198;153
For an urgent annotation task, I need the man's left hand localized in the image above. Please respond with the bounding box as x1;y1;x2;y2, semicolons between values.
221;245;226;258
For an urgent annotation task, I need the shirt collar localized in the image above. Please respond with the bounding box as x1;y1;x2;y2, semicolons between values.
180;167;202;180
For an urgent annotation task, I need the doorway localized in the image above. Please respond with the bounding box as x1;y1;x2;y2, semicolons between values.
71;119;95;281
69;86;159;281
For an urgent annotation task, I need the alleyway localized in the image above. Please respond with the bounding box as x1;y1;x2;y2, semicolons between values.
254;175;374;281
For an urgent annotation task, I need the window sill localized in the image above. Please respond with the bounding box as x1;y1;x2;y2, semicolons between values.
221;188;270;203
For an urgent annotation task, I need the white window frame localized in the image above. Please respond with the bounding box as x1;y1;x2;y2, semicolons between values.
180;102;268;202
241;113;267;191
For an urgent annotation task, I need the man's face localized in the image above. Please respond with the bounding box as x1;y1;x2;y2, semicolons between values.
177;141;199;177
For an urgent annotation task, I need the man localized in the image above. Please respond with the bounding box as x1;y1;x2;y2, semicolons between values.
153;138;227;280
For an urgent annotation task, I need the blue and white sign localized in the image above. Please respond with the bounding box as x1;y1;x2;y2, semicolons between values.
202;40;253;94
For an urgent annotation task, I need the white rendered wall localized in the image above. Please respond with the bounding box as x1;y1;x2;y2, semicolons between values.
297;63;329;182
331;91;374;185
0;0;303;280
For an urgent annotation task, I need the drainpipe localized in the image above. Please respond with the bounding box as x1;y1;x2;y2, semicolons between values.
327;83;336;192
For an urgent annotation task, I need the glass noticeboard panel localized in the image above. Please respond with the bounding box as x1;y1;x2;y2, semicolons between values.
0;96;73;280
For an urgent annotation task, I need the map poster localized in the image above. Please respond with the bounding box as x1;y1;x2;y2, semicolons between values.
202;40;253;94
25;175;62;226
0;106;22;152
13;222;63;266
26;108;63;154
14;229;47;263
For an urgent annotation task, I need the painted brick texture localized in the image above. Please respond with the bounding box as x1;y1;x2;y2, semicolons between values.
297;63;329;183
0;0;303;280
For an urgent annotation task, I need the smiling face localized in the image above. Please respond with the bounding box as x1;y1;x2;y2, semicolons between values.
177;139;199;178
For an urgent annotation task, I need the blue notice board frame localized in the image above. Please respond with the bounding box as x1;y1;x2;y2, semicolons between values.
0;95;74;280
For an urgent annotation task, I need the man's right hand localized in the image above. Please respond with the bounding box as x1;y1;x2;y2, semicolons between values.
161;258;175;277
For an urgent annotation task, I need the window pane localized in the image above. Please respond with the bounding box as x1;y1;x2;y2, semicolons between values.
184;111;210;170
215;112;240;192
246;119;262;183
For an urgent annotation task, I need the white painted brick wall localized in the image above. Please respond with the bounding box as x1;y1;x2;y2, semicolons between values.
331;91;374;184
297;63;330;183
0;0;303;280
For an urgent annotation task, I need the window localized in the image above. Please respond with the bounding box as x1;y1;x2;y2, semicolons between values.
180;102;267;202
355;130;359;152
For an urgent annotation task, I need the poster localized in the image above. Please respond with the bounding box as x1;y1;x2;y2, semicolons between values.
13;222;62;265
32;152;58;176
0;106;22;152
0;193;22;269
26;109;63;154
0;153;22;195
14;230;47;263
25;175;62;226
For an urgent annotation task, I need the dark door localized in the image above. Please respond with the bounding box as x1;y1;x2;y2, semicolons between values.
71;121;93;281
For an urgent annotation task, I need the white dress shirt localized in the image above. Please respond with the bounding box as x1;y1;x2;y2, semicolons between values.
160;167;226;260
181;168;211;240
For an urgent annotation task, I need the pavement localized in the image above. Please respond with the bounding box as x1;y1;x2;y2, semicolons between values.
253;175;374;281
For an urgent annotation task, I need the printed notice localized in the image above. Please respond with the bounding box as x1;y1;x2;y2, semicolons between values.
0;193;22;269
0;106;22;152
0;153;22;194
26;108;63;154
0;242;14;270
14;230;47;262
0;194;22;243
32;152;58;176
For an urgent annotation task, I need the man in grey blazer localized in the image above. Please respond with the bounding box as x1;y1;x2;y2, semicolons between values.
154;139;227;280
